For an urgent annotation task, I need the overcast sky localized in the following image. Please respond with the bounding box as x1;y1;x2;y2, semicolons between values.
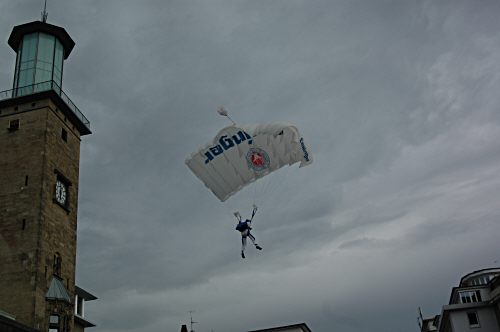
2;1;500;331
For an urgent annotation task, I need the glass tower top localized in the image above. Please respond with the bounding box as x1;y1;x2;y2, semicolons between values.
13;32;64;95
8;21;75;97
1;20;91;135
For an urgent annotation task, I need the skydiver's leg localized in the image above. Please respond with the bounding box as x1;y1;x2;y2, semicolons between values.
248;232;262;250
241;235;247;250
248;232;256;243
241;233;247;258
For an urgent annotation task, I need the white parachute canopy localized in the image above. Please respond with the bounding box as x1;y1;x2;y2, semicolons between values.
185;122;312;202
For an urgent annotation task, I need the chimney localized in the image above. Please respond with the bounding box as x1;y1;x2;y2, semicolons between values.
181;324;188;332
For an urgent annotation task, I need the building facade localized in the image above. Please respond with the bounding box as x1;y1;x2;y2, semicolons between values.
0;19;96;332
420;267;500;332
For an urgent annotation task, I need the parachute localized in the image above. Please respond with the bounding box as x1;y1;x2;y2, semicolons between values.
185;122;312;202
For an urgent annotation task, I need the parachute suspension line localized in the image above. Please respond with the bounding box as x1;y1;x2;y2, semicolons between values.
247;130;269;207
254;166;292;211
249;133;263;207
252;176;258;206
249;136;278;209
249;129;283;207
251;127;297;207
217;106;236;125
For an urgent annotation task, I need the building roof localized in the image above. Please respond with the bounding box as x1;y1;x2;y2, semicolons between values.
8;21;75;58
249;323;312;332
459;267;500;287
75;285;98;301
74;315;96;328
45;276;71;303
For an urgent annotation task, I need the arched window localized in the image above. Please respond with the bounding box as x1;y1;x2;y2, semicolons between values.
53;253;62;277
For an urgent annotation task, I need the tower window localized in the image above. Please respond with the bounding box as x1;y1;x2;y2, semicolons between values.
49;314;59;332
61;128;68;142
53;253;62;277
467;312;480;328
8;119;20;131
76;295;84;316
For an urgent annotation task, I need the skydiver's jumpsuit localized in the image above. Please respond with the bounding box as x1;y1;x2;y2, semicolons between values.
235;206;261;258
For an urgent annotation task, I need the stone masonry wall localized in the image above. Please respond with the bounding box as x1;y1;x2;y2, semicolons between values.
0;98;82;331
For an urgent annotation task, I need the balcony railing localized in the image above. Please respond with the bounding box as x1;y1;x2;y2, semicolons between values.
0;80;90;130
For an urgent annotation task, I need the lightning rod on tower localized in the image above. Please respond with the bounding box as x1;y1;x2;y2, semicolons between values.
41;0;48;22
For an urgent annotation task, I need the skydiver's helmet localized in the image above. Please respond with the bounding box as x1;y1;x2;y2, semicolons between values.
245;219;251;223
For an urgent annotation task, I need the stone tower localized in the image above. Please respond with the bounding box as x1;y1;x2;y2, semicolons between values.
0;19;92;332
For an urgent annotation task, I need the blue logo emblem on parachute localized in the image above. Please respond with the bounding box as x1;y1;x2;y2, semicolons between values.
204;130;253;164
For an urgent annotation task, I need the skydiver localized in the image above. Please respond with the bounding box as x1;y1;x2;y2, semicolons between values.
234;204;262;259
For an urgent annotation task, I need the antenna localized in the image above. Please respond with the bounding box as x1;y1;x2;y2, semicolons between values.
417;307;423;330
188;311;198;332
41;0;48;22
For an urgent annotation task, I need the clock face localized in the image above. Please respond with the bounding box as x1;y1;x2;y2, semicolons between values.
55;180;67;205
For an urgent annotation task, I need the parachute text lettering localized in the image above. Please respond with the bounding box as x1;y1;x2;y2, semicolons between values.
204;130;253;164
300;137;310;162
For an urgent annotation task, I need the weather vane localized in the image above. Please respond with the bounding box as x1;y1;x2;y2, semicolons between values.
41;0;48;22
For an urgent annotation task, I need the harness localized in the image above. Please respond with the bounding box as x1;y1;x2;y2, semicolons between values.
236;220;251;232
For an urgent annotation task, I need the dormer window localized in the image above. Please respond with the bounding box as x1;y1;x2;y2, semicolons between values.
459;290;482;304
469;275;493;286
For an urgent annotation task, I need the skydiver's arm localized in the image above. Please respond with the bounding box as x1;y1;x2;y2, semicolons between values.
234;211;242;222
250;204;258;221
